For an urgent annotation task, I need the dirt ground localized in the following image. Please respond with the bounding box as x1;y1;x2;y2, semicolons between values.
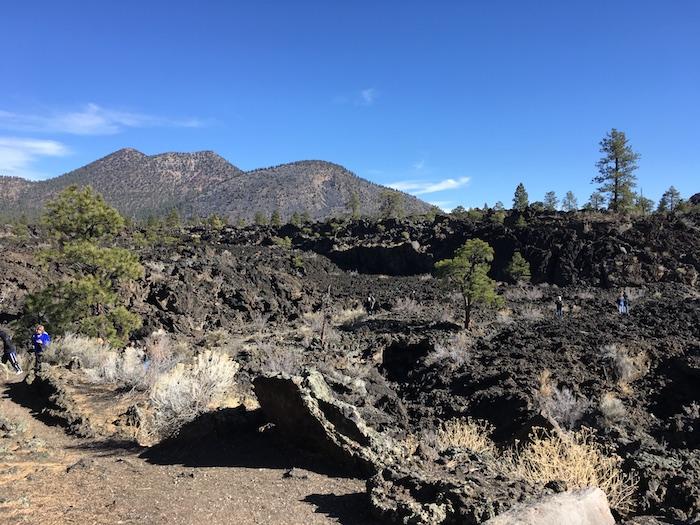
0;376;378;525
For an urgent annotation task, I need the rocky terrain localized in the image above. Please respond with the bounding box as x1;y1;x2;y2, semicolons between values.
1;208;699;524
0;149;433;221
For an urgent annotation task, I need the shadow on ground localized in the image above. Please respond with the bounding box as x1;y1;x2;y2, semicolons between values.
3;376;67;428
142;407;356;478
303;492;378;525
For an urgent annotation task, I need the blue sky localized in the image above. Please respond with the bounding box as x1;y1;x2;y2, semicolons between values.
1;1;698;210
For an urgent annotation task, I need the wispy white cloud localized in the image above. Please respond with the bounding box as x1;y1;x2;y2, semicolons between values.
0;103;205;136
358;88;378;106
388;176;471;195
412;159;426;170
333;88;379;107
0;137;70;180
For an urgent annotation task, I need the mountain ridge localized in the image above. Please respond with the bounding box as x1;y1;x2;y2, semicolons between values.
0;149;433;221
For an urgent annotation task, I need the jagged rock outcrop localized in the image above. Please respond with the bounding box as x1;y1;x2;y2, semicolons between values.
253;369;406;476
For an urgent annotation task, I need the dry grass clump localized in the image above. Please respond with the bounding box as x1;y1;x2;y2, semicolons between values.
148;350;239;439
393;297;422;316
600;392;626;427
603;344;649;390
434;418;496;455
44;333;113;369
332;306;367;327
502;427;637;514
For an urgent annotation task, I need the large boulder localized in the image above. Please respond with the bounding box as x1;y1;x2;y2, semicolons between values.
484;488;615;525
253;369;406;476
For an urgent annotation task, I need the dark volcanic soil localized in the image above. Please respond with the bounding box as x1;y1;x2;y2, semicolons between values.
1;209;699;524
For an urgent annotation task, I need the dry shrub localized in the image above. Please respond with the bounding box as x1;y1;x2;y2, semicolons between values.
503;427;637;514
434;418;496;455
603;344;649;388
249;311;270;333
539;385;591;430
393;297;422;316
538;369;554;398
148;350;239;439
255;340;301;375
600;392;626;427
299;311;340;348
425;331;473;368
504;287;544;301
575;290;596;300
45;333;112;368
332;306;366;327
495;308;515;325
520;305;544;321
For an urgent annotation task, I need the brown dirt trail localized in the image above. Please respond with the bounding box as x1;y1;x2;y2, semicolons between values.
0;376;376;525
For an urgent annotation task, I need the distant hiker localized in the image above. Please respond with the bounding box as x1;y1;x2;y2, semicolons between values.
623;290;630;314
616;292;626;315
1;329;22;374
555;296;563;319
30;325;51;372
365;294;377;314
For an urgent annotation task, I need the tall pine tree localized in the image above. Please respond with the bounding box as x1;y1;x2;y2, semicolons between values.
593;129;640;212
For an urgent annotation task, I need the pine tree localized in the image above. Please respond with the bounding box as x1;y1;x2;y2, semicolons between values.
585;191;606;211
593;129;640;212
165;209;181;229
270;210;282;227
544;191;558;211
347;191;360;219
506;251;531;283
513;183;529;211
290;212;301;227
380;190;405;219
27;186;143;346
657;186;682;212
434;239;501;329
635;194;654;215
254;211;268;226
561;191;578;212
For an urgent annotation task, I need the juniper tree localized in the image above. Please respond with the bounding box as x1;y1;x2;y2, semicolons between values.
513;183;529;211
543;191;558;211
434;239;501;329
506;251;531;283
26;186;143;346
658;186;682;212
593;129;640;212
562;191;578;212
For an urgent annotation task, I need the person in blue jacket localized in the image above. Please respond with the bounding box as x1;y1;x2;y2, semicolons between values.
1;329;22;374
30;325;51;372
